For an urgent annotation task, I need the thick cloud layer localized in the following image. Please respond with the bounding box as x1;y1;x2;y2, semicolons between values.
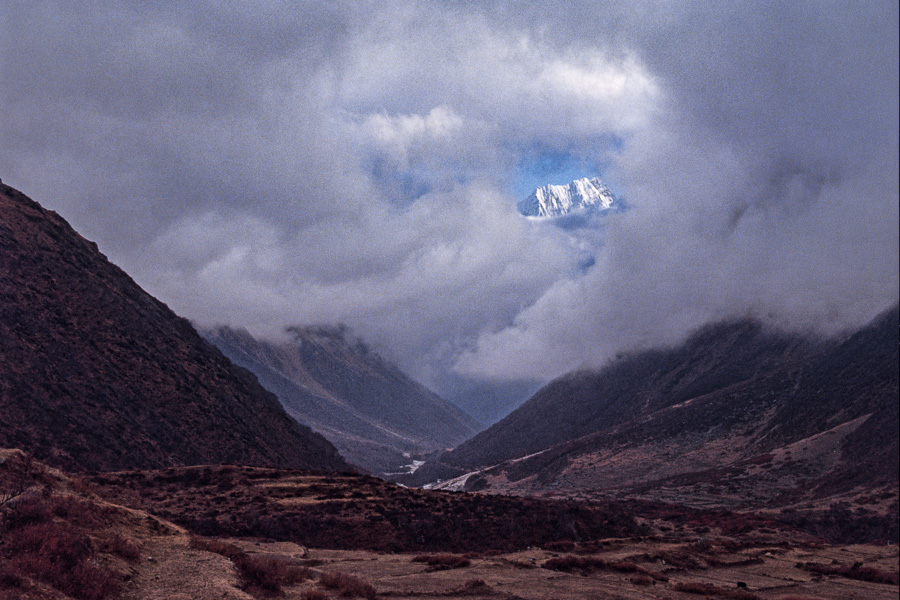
2;1;897;405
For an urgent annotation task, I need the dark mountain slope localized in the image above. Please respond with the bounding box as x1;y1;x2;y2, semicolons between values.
421;307;898;510
0;183;347;472
413;319;815;483
205;325;479;476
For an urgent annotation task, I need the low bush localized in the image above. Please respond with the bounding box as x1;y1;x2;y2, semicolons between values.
234;553;312;594
797;561;899;585
99;532;141;561
671;581;760;599
190;536;311;595
543;555;609;574
412;553;471;570
188;536;243;560
319;571;377;599
50;495;106;526
651;550;706;570
464;578;487;590
608;561;641;573
2;494;51;528
630;574;654;586
543;540;575;552
2;521;121;600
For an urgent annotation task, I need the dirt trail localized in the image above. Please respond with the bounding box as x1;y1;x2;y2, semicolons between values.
122;535;253;600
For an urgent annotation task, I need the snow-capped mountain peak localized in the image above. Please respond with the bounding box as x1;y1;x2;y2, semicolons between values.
518;177;616;218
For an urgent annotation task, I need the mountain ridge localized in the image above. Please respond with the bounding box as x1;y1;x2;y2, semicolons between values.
518;176;616;217
204;325;479;477
411;307;898;511
0;182;347;473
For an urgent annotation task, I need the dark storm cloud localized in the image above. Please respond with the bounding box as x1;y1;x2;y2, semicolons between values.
1;1;896;391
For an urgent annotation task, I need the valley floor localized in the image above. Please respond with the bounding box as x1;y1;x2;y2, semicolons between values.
127;533;899;600
2;453;896;600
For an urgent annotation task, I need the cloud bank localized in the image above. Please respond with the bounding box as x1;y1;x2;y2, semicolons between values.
1;1;896;408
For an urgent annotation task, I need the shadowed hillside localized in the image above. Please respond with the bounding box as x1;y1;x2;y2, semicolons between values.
205;325;479;477
412;308;898;517
412;320;817;484
0;183;347;472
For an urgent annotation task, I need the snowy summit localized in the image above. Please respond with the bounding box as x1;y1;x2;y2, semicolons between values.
518;177;616;218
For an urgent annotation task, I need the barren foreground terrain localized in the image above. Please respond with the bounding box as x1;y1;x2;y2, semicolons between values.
1;452;897;599
127;532;899;600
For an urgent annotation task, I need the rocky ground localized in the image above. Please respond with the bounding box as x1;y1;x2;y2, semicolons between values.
2;451;897;600
121;532;900;600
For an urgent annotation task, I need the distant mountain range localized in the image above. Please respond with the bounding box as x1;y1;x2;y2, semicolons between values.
0;182;347;472
518;176;616;217
204;325;480;478
410;308;899;512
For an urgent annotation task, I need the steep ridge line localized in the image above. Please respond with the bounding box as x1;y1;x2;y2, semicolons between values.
0;182;347;473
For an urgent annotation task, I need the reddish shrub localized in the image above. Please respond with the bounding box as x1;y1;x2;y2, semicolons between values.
100;533;141;561
56;562;122;600
8;522;93;569
631;574;654;586
3;494;51;528
608;561;642;573
0;563;24;588
797;561;899;585
319;571;377;599
464;578;487;590
671;582;760;599
672;581;725;595
188;536;243;561
50;495;107;528
412;553;471;570
189;536;311;595
651;550;706;570
5;522;121;600
234;553;311;593
543;555;608;574
543;540;575;552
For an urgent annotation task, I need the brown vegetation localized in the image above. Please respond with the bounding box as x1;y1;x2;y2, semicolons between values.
412;553;471;570
190;536;312;596
90;465;642;553
541;554;668;582
796;560;899;585
671;581;760;599
0;456;135;600
319;571;376;599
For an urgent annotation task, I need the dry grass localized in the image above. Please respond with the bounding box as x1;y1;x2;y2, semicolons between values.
189;536;312;596
672;581;761;599
2;520;122;600
319;571;377;599
796;561;899;585
0;468;133;600
412;553;471;570
99;532;142;561
543;554;609;573
90;465;641;553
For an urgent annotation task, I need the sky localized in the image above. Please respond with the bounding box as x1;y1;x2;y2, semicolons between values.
2;1;898;421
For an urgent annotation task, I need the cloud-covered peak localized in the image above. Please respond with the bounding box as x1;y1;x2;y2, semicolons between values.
518;177;617;217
